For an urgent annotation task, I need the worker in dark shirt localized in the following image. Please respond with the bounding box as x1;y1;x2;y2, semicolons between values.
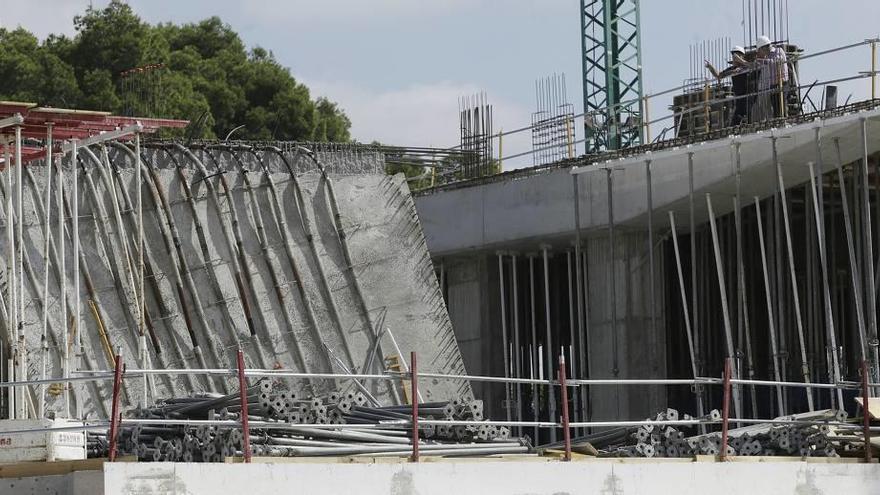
705;46;752;125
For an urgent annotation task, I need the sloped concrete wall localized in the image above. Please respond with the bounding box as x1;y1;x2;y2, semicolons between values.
0;144;468;417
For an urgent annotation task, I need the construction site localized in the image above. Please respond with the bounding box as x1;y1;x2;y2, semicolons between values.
0;1;880;493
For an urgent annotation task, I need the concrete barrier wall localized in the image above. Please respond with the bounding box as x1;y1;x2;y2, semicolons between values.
102;459;880;495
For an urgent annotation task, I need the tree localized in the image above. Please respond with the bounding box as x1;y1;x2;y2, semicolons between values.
0;1;351;142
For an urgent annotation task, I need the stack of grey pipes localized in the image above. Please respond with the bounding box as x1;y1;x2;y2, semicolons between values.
544;409;859;458
105;379;528;462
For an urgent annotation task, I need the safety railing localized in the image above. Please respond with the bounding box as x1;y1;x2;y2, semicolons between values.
431;37;879;178
1;351;875;464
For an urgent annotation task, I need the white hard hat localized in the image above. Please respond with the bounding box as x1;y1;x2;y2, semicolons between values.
756;35;772;49
731;45;745;54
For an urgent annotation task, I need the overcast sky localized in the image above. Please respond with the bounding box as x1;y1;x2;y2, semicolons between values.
2;1;878;168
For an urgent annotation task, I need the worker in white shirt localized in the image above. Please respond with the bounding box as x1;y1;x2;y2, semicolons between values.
752;35;789;121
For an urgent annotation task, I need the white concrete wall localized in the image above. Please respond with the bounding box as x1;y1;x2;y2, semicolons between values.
103;460;880;495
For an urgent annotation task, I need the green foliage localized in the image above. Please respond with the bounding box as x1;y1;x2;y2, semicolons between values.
0;0;351;142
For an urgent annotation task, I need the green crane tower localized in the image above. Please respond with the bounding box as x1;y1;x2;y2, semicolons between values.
580;0;645;153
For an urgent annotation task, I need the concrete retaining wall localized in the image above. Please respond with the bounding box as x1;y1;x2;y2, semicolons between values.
100;459;880;494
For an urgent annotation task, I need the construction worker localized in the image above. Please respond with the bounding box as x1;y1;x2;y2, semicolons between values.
705;46;752;125
704;46;749;80
751;35;789;121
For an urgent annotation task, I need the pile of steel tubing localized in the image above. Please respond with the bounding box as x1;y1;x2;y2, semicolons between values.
107;379;526;462
560;408;860;458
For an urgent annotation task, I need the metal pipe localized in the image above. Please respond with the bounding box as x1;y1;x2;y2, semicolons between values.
559;353;571;461
669;212;706;424
808;159;846;407
15;126;25;419
733;143;758;418
511;253;523;433
410;352;418;462
773;137;815;409
706;193;742;419
528;254;539;442
39;124;53;418
860;119;879;381
688;152;700;380
3;136;13;418
606;168;619;379
753;197;785;413
541;245;556;443
237;349;252;463
862;359;872;463
497;252;511;424
646;159;657;374
833;138;869;366
59;138;68;417
571;173;587;429
108;354;123;461
720;357;732;461
13;163;110;417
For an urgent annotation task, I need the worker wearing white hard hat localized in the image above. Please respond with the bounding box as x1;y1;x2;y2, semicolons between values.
752;34;789;121
704;44;754;126
705;45;750;80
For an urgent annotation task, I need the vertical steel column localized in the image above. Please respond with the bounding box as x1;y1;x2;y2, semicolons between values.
528;255;539;442
754;198;786;413
14;125;25;419
71;139;81;418
862;359;872;463
559;353;571;462
834;138;870;365
571;174;588;428
39;124;54;419
860;119;879;380
688;152;700;378
646;160;657;363
4;136;15;419
566;251;579;427
669;212;706;425
606;168;619;378
773;137;815;410
497;252;512;424
720;357;732;461
808;161;845;407
733;143;757;418
541;245;557;443
706;193;742;419
58;133;68;418
410;351;419;463
511;253;523;433
135;133;149;404
107;353;123;462
236;349;251;463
